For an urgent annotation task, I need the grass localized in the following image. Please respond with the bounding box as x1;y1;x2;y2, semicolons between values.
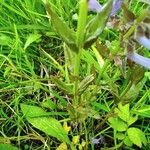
0;0;150;150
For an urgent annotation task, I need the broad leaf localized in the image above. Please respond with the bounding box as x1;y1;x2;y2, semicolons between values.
115;103;130;122
108;117;128;131
84;0;113;48
116;132;125;140
124;136;133;147
21;104;70;144
44;0;78;52
127;127;147;148
127;116;138;126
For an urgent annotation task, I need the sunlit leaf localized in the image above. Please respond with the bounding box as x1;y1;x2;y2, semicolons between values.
127;116;138;126
115;103;130;122
108;117;128;131
116;132;125;140
124;136;133;147
127;127;147;147
56;143;67;150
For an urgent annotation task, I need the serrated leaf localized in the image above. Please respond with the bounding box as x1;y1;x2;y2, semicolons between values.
124;136;133;147
127;127;147;147
0;144;18;150
108;117;128;131
24;33;41;50
44;1;78;52
127;116;138;126
84;0;113;48
115;103;130;122
21;104;70;144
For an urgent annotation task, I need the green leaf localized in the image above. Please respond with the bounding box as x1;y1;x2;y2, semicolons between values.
127;116;138;126
84;0;113;48
124;136;133;147
121;84;141;104
21;104;70;144
78;74;94;95
133;105;150;118
42;99;57;110
0;34;12;46
76;0;88;47
24;33;41;50
116;132;125;140
139;0;150;4
130;67;144;85
44;1;78;52
127;127;147;148
122;3;135;23
51;77;73;94
108;117;128;131
115;103;130;122
0;144;18;150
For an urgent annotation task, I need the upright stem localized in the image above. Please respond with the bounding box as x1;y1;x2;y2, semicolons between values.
73;50;81;106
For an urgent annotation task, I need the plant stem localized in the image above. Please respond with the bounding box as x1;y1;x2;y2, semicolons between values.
73;50;81;107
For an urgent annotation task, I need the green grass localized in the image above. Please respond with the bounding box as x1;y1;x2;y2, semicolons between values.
0;0;150;150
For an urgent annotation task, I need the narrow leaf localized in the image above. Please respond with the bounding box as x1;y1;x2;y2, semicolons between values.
78;74;94;95
76;0;88;47
43;1;78;52
84;0;113;48
24;33;41;50
51;77;73;94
